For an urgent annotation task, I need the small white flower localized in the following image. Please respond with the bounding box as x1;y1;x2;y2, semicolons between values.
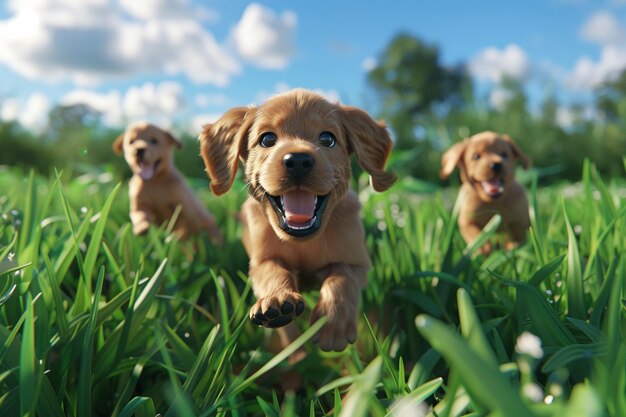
515;331;543;359
7;252;14;262
522;383;544;403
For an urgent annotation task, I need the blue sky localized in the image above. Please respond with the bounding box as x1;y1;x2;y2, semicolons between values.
1;0;626;135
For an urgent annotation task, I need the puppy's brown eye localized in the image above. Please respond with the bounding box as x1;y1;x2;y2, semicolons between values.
500;152;508;159
319;131;336;148
472;153;480;160
150;138;158;145
259;132;277;148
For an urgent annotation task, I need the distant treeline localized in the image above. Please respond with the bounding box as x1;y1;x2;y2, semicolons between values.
3;33;626;184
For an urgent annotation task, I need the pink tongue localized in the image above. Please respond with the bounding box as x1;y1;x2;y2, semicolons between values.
483;179;501;195
139;162;155;180
282;190;316;224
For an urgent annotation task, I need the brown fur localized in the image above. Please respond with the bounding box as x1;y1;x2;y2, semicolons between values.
199;89;395;352
440;131;531;254
113;122;222;242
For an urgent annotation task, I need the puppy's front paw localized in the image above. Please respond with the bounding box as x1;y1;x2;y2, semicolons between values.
133;221;150;236
310;300;357;352
249;292;305;328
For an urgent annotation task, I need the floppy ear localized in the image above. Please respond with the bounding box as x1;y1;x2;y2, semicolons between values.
165;131;183;149
112;133;125;155
502;134;531;169
440;140;468;179
199;107;254;195
340;106;396;192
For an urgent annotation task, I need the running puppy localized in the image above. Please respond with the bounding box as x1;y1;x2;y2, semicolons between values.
199;89;395;351
440;131;531;254
113;122;222;242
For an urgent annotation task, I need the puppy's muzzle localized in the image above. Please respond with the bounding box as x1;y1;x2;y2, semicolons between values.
480;161;505;198
283;152;314;181
135;147;146;161
266;152;330;238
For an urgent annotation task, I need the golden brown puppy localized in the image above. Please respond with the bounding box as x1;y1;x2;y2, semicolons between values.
440;131;530;254
199;89;395;352
113;122;222;242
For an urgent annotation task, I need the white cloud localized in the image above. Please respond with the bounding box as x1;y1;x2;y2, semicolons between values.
59;81;186;128
118;0;217;22
556;107;577;128
489;87;513;110
0;0;240;86
123;82;185;122
0;97;19;121
188;113;222;136
568;46;626;89
1;92;51;132
61;89;123;126
254;82;341;105
468;44;530;83
231;3;297;69
580;11;625;45
362;57;377;72
195;93;229;108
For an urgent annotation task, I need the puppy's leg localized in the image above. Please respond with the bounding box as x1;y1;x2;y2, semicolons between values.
201;213;223;246
130;210;154;235
460;222;492;255
249;260;305;329
186;193;224;244
310;264;366;352
505;221;528;250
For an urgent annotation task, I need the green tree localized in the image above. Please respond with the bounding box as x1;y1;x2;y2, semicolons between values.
367;33;472;151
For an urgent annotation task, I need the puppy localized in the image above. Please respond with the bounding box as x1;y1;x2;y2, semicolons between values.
440;131;531;254
113;122;222;242
199;89;395;352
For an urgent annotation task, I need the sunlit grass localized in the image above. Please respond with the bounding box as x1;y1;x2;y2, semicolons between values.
0;161;624;416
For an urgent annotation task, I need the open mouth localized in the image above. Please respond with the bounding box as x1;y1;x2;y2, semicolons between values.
138;159;161;181
480;178;504;198
267;190;330;237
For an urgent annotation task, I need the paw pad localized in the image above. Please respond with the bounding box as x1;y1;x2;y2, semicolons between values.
249;300;305;328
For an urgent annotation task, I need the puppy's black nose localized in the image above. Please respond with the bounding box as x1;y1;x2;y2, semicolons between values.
491;162;503;173
283;153;314;179
136;148;146;159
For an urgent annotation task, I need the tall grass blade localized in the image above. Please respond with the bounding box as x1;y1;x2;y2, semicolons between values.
416;314;535;417
563;202;585;320
82;183;121;287
339;356;383;417
494;273;576;347
117;397;157;417
542;343;608;373
457;289;498;368
558;382;604;417
462;214;501;257
19;293;37;417
385;377;442;417
226;316;328;399
77;266;105;417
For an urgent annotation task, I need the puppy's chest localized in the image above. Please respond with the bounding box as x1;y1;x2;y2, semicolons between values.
130;177;185;210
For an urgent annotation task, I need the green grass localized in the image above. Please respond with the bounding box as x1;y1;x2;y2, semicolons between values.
0;161;625;416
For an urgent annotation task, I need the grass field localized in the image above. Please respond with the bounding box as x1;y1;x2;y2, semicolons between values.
0;160;625;417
